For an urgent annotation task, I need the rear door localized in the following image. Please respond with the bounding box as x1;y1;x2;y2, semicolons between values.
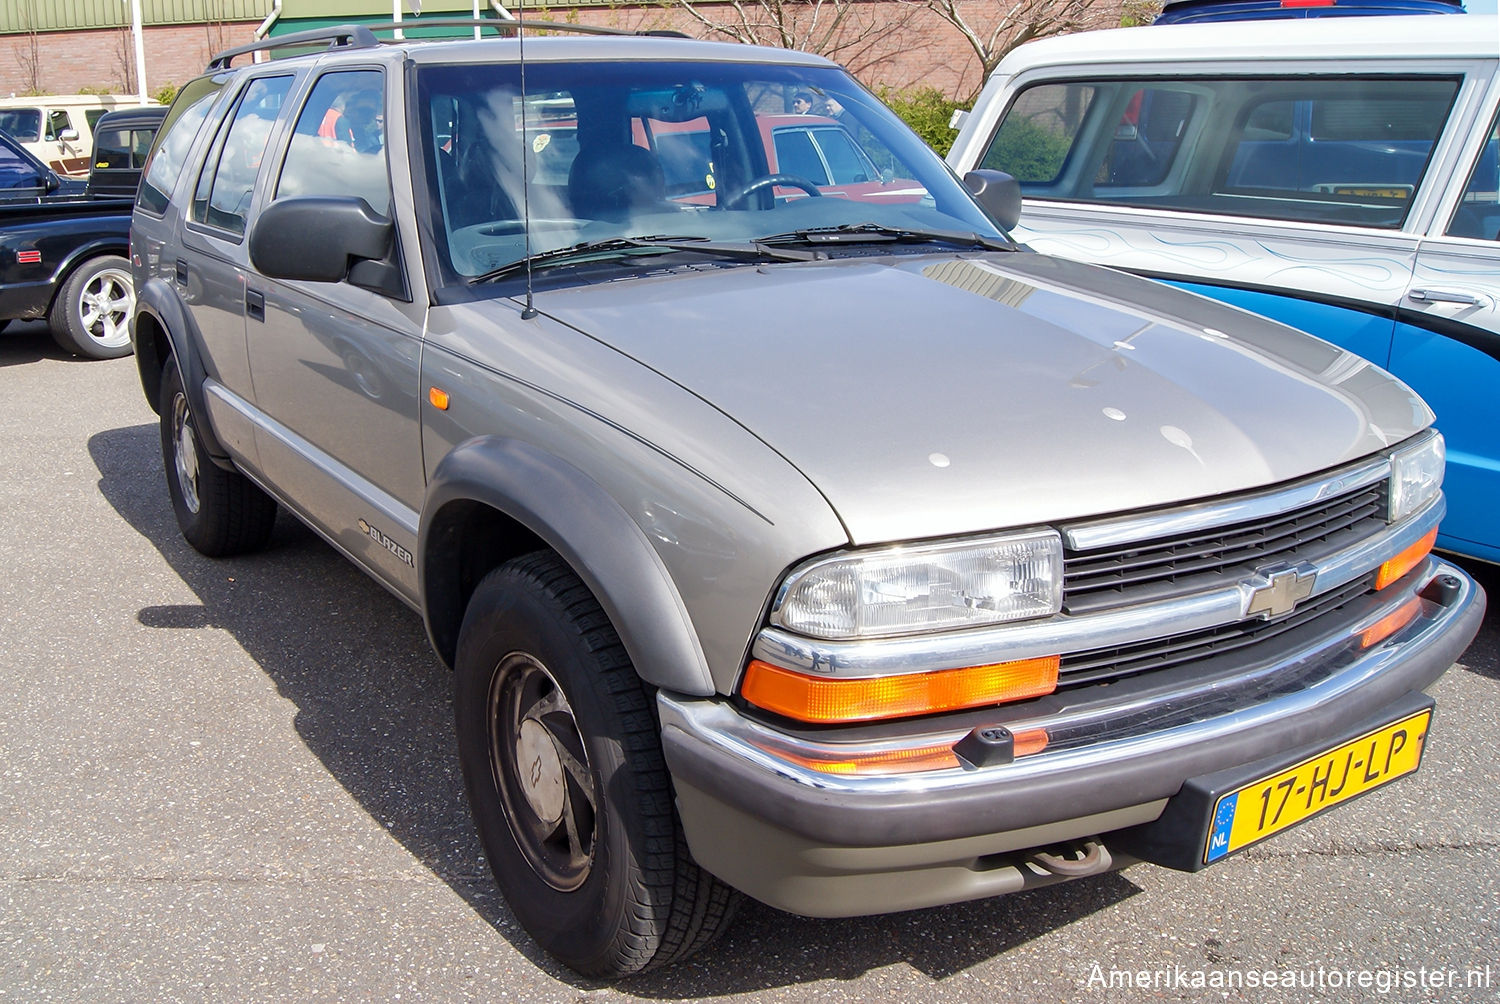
178;72;296;468
1400;88;1500;560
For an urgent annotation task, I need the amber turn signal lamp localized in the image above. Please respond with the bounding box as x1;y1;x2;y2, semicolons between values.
1359;598;1422;650
428;387;451;411
741;656;1060;724
1375;528;1437;590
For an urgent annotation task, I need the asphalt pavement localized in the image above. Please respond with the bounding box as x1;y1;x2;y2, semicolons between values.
2;320;1497;1002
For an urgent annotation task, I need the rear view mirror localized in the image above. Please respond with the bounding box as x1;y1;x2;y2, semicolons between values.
249;197;392;284
963;170;1022;232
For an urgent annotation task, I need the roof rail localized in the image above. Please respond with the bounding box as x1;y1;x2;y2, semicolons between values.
206;24;379;71
357;17;691;39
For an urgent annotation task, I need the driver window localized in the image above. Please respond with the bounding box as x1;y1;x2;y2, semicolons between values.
277;70;390;217
45;110;73;141
1445;106;1500;242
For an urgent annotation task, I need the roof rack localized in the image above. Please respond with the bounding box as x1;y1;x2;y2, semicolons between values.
357;17;691;39
207;17;689;68
207;24;379;71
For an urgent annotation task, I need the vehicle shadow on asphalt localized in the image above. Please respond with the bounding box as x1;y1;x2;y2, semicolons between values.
1450;557;1499;681
90;422;1143;993
0;321;73;366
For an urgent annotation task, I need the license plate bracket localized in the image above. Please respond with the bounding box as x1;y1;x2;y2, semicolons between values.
1112;691;1435;872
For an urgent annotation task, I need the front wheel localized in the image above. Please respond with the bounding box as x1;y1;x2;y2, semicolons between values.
454;552;738;977
50;254;135;359
158;364;277;556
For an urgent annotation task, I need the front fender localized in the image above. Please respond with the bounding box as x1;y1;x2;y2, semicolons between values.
421;437;715;697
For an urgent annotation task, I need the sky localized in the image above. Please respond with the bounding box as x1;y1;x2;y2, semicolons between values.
1466;0;1498;14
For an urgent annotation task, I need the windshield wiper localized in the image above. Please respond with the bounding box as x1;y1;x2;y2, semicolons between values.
756;223;1017;252
469;235;819;285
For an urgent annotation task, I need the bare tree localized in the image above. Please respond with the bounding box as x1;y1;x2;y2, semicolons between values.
669;0;920;81
900;0;1121;100
116;26;138;93
13;0;43;95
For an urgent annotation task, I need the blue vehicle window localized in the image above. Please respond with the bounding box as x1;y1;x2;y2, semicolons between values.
982;82;1097;183
1446;106;1500;242
0;139;44;190
983;75;1460;229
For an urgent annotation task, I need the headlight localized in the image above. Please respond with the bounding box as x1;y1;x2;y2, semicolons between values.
1388;432;1444;524
771;530;1063;640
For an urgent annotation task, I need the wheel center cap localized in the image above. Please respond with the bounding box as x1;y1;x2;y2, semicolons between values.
514;718;565;825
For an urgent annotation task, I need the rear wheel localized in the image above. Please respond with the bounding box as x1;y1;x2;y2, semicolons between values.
454;551;738;977
50;254;135;359
158;364;277;556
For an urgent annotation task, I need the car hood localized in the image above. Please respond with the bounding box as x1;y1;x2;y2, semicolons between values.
534;251;1431;545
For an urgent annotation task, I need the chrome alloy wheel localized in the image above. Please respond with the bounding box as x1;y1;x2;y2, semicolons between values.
170;392;202;514
489;653;598;891
77;265;135;351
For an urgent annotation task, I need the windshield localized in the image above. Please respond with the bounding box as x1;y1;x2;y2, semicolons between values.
415;60;1003;283
0;109;42;142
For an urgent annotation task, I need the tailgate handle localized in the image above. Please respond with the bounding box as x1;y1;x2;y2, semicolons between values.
245;289;265;322
1407;287;1482;306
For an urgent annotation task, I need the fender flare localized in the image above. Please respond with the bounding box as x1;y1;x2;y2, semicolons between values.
422;437;716;697
132;275;235;466
49;236;130;298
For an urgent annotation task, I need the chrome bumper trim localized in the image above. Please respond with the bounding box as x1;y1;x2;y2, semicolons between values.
751;496;1442;679
673;558;1477;798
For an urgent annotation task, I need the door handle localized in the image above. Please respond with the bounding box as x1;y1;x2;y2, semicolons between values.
245;289;265;322
175;259;188;286
1407;288;1483;306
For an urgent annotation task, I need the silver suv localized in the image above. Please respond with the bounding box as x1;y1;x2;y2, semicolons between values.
130;22;1484;978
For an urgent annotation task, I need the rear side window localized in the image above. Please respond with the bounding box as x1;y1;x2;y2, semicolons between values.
191;75;293;236
138;75;228;215
1446;105;1500;242
981;75;1460;229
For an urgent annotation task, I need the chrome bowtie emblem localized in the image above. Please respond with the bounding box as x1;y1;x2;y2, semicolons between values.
1245;563;1317;619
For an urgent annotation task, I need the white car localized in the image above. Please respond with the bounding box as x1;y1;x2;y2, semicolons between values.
948;15;1500;564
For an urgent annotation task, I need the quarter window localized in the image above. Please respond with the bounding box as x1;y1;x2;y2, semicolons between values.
138;75;227;216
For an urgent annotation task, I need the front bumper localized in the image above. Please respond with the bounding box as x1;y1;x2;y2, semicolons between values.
659;559;1484;917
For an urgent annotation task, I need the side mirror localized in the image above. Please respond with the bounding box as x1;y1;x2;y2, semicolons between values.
963;169;1022;232
249;197;392;284
59;127;80;143
43;171;60;193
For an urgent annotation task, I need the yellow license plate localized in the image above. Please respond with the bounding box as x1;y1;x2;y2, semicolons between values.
1204;710;1431;864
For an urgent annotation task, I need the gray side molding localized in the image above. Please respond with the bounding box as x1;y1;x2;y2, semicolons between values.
133;275;234;468
421;437;716;696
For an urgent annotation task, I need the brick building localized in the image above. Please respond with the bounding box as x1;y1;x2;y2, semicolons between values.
0;0;1131;103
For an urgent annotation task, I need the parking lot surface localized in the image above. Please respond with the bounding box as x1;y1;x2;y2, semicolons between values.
2;321;1497;1001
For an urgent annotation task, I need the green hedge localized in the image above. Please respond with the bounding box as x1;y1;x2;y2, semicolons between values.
878;86;968;158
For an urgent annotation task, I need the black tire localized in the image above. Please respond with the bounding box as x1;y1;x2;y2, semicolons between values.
158;363;277;556
49;254;135;359
454;551;738;978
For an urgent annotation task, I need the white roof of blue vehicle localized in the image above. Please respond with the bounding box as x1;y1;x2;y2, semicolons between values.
991;13;1498;72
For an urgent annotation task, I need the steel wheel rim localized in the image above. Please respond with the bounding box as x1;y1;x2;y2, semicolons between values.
78;267;134;349
171;393;202;514
488;652;597;891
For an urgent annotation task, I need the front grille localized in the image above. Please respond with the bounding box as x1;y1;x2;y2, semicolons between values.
1062;480;1386;616
1059;575;1372;687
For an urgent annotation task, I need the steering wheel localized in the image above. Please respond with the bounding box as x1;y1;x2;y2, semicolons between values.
719;173;823;210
